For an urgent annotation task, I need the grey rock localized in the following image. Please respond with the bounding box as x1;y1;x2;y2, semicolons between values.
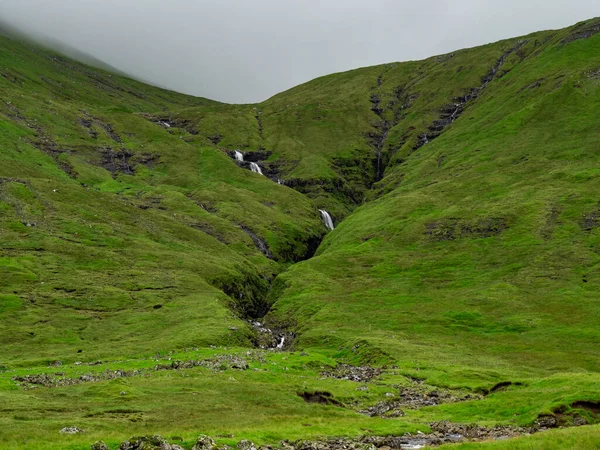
237;440;257;450
60;426;84;434
193;435;216;450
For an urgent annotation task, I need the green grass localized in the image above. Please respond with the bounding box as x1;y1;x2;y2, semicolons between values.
1;17;600;450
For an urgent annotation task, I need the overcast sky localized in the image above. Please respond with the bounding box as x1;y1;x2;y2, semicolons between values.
0;1;598;103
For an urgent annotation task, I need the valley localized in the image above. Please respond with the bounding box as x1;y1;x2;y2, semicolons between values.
1;16;600;449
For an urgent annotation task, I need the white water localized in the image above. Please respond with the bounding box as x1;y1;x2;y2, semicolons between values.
319;209;335;230
234;150;244;162
250;162;264;175
276;336;285;349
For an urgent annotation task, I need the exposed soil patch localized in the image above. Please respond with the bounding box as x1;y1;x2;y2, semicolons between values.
78;117;98;139
208;134;223;145
99;148;159;177
298;391;342;406
571;400;600;414
541;204;562;240
580;209;600;231
426;217;508;241
487;381;521;394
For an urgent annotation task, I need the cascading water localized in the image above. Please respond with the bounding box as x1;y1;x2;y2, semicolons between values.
319;210;335;230
276;336;285;349
250;162;264;175
234;150;244;162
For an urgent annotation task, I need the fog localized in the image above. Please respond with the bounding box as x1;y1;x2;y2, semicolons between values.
0;0;597;103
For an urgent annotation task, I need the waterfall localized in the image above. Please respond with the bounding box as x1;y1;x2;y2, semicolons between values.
276;336;285;349
319;210;335;230
232;151;264;176
250;162;263;175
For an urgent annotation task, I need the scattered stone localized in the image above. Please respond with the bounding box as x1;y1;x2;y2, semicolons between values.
360;385;480;417
430;420;534;440
60;426;84;434
320;364;383;383
359;399;405;418
154;355;248;371
13;355;248;389
91;442;110;450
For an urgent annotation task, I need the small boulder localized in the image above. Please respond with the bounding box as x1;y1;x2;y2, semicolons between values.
574;415;588;426
237;440;257;450
535;415;558;429
193;435;216;450
91;442;110;450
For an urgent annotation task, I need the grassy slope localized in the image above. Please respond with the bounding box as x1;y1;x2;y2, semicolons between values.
1;18;600;450
267;16;600;409
0;33;326;365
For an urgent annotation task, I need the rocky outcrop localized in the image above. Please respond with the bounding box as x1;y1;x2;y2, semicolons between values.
360;385;482;418
119;435;183;450
192;435;217;450
13;355;248;389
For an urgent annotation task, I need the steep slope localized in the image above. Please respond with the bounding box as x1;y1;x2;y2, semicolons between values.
268;19;600;374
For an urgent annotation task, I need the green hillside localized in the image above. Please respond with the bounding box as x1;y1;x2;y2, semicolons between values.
1;17;600;450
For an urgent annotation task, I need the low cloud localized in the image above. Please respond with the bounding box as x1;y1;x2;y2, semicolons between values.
1;0;597;103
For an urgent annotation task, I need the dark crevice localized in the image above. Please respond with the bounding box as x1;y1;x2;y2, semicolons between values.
364;84;418;185
255;112;264;140
415;40;529;150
